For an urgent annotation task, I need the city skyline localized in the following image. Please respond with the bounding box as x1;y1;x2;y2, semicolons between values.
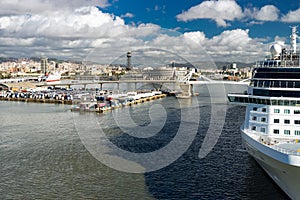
0;0;299;64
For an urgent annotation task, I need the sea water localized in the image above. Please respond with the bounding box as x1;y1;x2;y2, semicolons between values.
0;84;289;199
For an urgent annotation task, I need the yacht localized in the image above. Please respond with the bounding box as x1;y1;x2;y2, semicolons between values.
228;26;300;199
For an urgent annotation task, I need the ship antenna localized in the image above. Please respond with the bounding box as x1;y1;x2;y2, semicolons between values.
290;26;298;54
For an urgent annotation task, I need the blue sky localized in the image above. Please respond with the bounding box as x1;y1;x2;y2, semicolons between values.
105;0;300;38
0;0;299;63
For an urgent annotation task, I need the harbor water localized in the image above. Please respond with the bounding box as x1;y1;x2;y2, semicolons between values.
0;84;290;199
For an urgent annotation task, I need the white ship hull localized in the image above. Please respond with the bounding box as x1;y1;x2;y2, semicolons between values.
46;74;61;83
242;129;300;199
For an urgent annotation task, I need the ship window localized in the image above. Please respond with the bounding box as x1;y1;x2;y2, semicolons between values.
254;80;258;87
294;110;300;114
284;130;291;135
295;130;300;135
295;82;300;88
253;107;258;111
262;108;267;112
271;100;277;105
284;100;289;106
291;101;296;106
228;96;235;102
288;81;294;88
281;81;287;88
252;116;257;121
260;127;266;133
253;89;300;98
284;119;290;124
295;120;300;124
264;81;270;88
251;126;256;131
284;109;290;114
274;119;280;123
278;100;284;105
273;129;279;134
261;117;266;122
274;109;280;113
253;98;258;104
257;98;262;104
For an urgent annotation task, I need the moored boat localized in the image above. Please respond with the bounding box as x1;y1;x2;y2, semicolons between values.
46;73;61;83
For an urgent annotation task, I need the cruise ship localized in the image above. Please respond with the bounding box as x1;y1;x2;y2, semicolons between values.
228;26;300;199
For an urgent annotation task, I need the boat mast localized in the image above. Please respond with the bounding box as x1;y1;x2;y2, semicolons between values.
290;26;298;54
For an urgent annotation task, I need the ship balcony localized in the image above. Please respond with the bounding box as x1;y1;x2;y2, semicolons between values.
227;93;300;106
250;80;300;89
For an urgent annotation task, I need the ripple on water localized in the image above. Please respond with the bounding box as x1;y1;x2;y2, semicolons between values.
0;101;290;199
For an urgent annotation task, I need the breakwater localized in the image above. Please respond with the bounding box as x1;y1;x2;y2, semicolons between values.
0;90;167;109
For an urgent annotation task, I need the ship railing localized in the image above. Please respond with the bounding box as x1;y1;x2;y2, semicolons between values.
268;144;300;156
256;59;300;68
246;129;300;156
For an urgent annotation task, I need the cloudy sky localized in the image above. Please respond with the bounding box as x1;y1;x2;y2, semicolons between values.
0;0;299;64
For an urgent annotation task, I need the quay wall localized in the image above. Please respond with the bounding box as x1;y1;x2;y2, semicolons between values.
0;97;73;105
0;94;167;106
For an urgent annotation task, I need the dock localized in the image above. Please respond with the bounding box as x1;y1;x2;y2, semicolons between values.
0;97;73;105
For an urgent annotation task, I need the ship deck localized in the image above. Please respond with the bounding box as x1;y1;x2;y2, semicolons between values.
244;130;300;156
276;142;300;152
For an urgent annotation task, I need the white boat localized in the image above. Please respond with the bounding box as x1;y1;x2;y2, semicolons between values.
228;26;300;199
46;73;61;82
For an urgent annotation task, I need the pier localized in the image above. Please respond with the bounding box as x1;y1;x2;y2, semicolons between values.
0;96;73;105
0;88;167;109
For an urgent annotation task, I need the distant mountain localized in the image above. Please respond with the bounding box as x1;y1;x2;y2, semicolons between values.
0;57;18;63
0;57;79;64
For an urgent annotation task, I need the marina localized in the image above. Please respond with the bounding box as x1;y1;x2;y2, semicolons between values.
0;88;167;112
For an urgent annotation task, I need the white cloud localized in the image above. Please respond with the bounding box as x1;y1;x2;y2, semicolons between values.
203;29;266;61
0;1;272;63
183;31;206;45
0;5;153;60
0;0;109;15
255;5;280;21
208;29;252;50
176;0;244;27
282;7;300;22
0;7;127;39
121;13;134;18
176;1;288;26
